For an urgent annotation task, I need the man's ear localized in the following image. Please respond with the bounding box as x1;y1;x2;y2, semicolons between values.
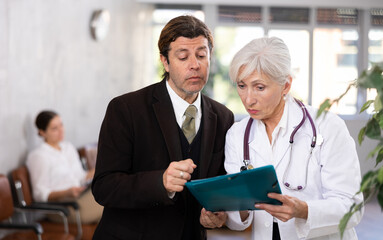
160;55;169;73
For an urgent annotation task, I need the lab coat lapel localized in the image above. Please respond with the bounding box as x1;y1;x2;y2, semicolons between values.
152;81;183;163
199;96;217;178
247;100;303;168
248;120;271;166
273;100;305;168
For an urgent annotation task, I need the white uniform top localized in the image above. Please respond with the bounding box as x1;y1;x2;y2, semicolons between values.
26;141;86;202
224;95;364;240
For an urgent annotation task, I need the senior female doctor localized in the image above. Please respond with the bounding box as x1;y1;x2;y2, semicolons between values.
223;37;364;240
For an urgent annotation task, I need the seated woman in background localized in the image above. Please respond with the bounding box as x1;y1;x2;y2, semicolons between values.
26;110;103;224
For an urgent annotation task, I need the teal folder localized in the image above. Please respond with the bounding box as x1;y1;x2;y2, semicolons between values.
185;165;282;212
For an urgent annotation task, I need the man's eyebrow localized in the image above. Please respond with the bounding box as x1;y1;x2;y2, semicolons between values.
174;46;208;54
175;48;188;54
197;46;208;51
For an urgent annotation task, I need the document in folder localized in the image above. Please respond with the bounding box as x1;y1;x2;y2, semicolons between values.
185;165;282;212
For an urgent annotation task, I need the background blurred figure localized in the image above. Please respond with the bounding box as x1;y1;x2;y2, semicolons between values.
223;37;363;239
26;110;103;224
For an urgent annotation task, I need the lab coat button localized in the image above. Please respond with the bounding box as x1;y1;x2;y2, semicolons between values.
264;222;271;227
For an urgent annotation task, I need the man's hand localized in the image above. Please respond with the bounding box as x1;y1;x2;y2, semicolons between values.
200;208;227;228
163;159;196;193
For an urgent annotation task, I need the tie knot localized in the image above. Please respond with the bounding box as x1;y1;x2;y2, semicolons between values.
184;105;197;118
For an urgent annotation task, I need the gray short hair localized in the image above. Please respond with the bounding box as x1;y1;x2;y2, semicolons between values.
229;37;291;85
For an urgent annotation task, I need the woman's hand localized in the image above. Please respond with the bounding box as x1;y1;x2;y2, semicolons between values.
255;193;308;222
48;186;86;201
85;168;95;181
200;208;227;228
66;186;86;198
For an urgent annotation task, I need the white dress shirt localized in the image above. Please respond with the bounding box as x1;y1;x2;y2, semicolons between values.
166;80;202;132
26;141;87;202
224;95;364;240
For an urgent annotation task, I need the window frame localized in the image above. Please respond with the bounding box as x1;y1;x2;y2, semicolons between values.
152;4;382;120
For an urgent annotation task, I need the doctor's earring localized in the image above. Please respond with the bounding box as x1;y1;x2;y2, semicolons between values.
283;94;286;101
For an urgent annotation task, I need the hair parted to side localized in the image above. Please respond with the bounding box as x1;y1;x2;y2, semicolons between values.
158;15;214;80
35;110;58;133
229;37;291;85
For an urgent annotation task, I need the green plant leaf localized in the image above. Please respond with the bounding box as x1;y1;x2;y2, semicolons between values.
376;110;383;130
375;61;383;70
365;118;381;140
375;96;383;112
378;167;383;184
367;145;382;160
360;100;374;113
316;99;331;118
360;170;377;199
378;183;383;209
339;207;353;238
358;127;366;145
379;112;383;130
377;148;383;167
358;64;383;89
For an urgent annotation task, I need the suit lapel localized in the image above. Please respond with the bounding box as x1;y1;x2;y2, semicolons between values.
199;95;217;178
152;81;183;162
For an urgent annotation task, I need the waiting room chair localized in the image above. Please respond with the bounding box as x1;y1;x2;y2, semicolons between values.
10;165;84;240
0;174;75;240
10;165;98;240
77;143;98;170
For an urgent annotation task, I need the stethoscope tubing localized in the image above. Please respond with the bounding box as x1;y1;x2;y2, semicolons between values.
242;98;317;191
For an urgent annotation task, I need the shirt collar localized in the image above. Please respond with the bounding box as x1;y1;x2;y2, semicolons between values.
254;95;290;143
278;96;290;136
166;80;202;127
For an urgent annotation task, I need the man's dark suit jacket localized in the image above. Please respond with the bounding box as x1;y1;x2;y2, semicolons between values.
92;80;234;240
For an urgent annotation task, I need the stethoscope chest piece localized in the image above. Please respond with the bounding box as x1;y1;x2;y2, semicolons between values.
240;159;254;172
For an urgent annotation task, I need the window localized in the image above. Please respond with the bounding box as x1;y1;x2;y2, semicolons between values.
150;5;383;118
269;7;310;24
268;30;310;104
316;8;358;25
218;5;262;23
312;29;359;114
366;28;383;107
371;8;383;26
212;26;264;114
151;5;204;83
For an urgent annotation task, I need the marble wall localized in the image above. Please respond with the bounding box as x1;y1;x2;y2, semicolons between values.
0;0;153;175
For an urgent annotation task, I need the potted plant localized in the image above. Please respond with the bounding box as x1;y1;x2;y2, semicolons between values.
317;61;383;237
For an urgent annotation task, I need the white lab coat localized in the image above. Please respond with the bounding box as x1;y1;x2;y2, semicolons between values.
225;96;364;240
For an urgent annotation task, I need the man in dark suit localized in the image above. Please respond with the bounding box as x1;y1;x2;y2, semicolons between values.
92;15;234;240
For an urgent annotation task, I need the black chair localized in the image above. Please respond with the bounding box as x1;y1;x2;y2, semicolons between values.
0;174;75;240
10;165;83;240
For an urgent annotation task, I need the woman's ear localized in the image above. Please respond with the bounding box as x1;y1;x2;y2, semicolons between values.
283;76;293;95
38;129;45;138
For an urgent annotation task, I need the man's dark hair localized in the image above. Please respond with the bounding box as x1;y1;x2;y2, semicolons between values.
158;15;214;80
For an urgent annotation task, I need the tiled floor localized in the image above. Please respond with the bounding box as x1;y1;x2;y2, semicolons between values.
207;198;383;240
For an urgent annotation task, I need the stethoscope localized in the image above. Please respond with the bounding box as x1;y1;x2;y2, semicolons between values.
241;98;317;191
